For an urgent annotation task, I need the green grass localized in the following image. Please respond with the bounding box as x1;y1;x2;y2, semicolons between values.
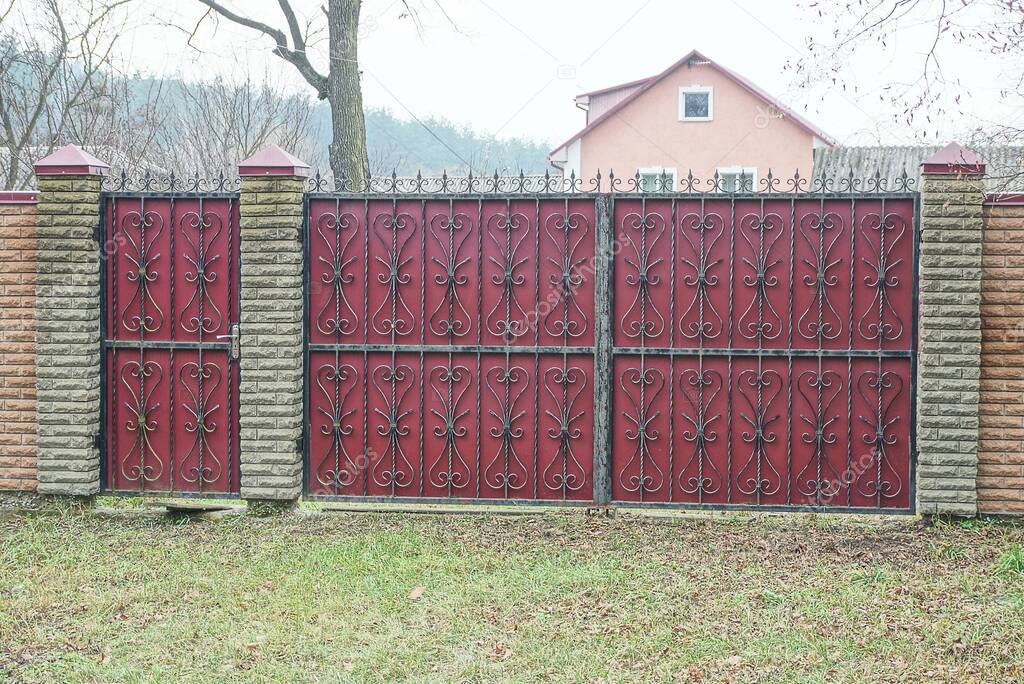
2;509;1023;683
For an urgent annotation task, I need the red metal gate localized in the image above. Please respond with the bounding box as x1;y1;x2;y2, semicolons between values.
306;188;916;511
610;195;916;510
101;190;240;495
305;196;597;502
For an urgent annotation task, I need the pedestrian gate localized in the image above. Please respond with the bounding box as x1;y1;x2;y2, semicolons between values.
101;190;241;495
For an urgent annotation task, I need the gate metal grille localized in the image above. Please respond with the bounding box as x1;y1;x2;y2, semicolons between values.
305;196;598;502
610;195;917;511
100;191;241;496
305;190;917;512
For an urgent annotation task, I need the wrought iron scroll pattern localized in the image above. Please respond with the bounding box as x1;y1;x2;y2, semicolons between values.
677;363;724;498
543;206;590;341
678;207;725;342
858;211;907;344
428;211;473;339
737;210;784;343
485;209;532;341
542;365;588;496
315;211;360;337
483;364;530;495
178;360;223;485
119;209;165;335
619;208;667;342
371;206;417;338
314;362;359;492
796;211;844;343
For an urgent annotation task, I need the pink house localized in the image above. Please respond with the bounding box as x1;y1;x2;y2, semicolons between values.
549;50;835;190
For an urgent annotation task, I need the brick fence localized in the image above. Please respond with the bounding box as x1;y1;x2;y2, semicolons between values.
979;197;1024;515
0;192;38;491
2;142;1024;517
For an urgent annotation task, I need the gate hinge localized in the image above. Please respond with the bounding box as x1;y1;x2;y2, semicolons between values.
295;433;305;455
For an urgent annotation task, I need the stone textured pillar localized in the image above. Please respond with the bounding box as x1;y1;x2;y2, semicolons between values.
32;145;108;497
237;145;309;506
918;142;986;516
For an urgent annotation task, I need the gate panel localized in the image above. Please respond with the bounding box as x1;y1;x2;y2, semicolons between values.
102;194;240;495
306;197;595;501
610;195;916;511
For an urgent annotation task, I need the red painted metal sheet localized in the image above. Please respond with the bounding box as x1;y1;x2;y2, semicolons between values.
103;195;240;495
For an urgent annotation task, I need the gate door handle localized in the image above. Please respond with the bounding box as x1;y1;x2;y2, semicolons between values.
215;324;240;360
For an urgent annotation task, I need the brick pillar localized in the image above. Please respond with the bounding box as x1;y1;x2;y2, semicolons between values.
32;145;109;498
0;192;38;492
918;142;986;516
237;145;309;508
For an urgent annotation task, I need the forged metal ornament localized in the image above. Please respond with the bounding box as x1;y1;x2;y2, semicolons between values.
542;365;588;496
737;210;785;342
796;211;844;343
428;211;474;339
103;169;241;194
427;363;473;492
678;207;726;342
371;205;417;338
370;363;416;492
178;210;224;335
485;208;532;341
619;208;668;342
735;367;783;498
306;165;916;196
315;361;359;491
795;367;844;500
676;363;724;497
119;209;165;334
858;211;907;343
618;362;666;497
119;359;164;484
856;369;905;501
178;360;223;486
483;363;530;495
542;207;590;341
315;211;361;337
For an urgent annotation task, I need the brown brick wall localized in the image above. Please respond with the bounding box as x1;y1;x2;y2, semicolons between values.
980;201;1024;515
0;194;38;491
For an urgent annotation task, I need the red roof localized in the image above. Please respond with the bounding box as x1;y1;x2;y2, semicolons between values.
550;49;836;160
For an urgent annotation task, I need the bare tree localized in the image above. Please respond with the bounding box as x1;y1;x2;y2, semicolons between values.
790;1;1024;141
187;0;457;186
156;71;324;175
188;0;367;186
0;0;132;189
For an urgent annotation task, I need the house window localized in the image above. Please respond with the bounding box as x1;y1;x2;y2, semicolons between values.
679;86;713;121
717;167;757;193
638;167;678;193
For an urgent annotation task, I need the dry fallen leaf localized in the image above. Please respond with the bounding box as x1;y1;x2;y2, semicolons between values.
407;586;426;600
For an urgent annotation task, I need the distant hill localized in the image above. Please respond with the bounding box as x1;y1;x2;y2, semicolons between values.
314;106;553;176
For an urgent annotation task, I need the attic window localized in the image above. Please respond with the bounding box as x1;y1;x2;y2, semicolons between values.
679;86;713;121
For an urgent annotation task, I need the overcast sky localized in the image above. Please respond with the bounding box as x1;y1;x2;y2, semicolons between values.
113;0;1021;148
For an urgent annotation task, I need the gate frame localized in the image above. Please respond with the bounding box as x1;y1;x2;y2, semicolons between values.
98;189;243;499
299;188;919;513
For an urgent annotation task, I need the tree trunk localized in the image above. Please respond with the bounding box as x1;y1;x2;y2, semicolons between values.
327;0;369;187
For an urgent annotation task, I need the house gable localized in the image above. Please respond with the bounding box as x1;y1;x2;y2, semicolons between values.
550;50;833;182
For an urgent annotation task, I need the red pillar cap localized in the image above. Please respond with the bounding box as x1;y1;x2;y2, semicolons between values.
238;144;311;177
921;142;985;175
33;144;110;176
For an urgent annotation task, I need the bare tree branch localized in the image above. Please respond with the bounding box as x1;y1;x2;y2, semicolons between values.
194;0;328;98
